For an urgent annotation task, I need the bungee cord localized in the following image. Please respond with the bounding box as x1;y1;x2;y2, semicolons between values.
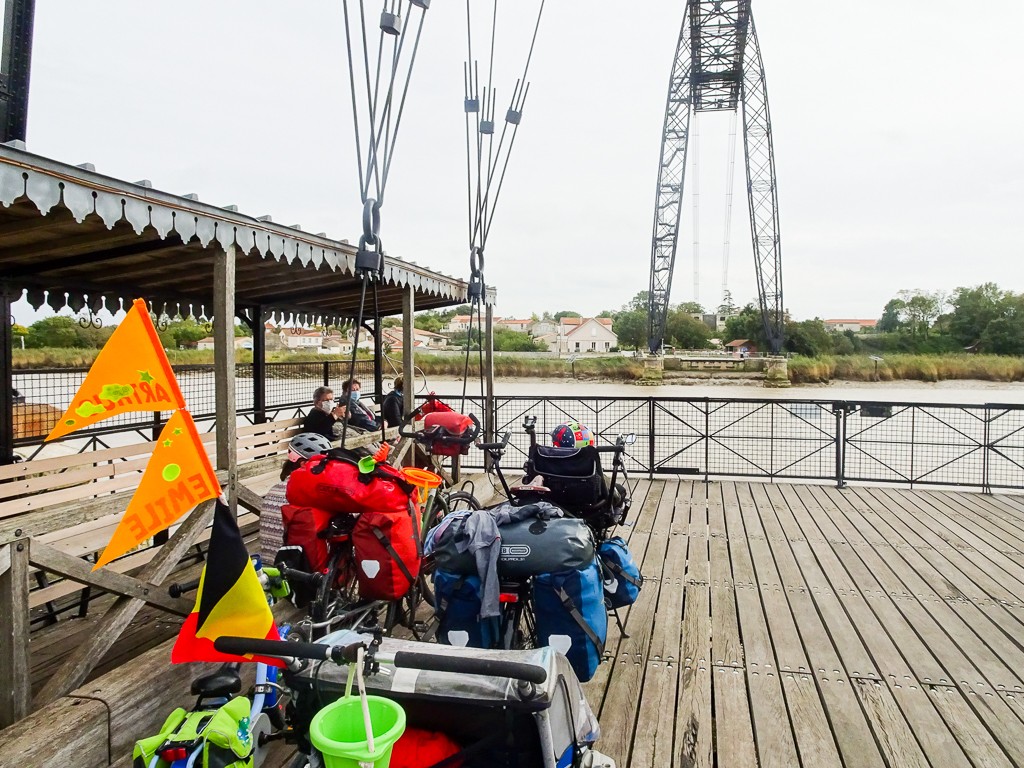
459;0;547;414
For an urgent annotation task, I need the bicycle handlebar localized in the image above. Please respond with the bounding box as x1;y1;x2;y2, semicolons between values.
214;636;348;664
279;566;321;588
168;578;201;598
391;650;547;684
476;431;511;452
211;636;547;684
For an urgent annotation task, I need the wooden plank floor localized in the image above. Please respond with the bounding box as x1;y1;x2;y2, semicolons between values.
591;479;1024;768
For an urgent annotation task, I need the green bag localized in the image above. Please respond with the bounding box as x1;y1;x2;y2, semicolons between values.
132;697;255;768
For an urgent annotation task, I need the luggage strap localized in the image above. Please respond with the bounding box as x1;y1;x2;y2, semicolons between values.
557;587;604;654
603;559;643;588
370;526;416;587
435;576;467;620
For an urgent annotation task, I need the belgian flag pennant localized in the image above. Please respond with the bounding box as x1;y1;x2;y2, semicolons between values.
46;298;185;442
93;409;219;569
172;499;283;666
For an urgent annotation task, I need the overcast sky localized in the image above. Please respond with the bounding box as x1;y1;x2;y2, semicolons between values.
20;0;1024;323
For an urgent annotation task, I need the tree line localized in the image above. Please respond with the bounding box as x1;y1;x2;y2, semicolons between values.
14;316;249;350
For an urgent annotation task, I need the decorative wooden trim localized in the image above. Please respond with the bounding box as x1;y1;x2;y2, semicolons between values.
28;540;192;616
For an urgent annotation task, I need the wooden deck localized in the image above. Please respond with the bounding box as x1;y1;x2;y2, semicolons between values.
592;479;1024;768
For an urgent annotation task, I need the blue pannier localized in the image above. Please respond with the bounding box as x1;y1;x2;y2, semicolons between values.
533;559;607;682
598;536;643;609
433;569;499;649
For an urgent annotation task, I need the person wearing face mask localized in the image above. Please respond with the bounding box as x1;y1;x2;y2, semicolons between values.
302;386;347;440
381;375;405;428
341;378;381;431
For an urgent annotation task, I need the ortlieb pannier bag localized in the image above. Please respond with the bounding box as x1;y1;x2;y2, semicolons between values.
422;412;475;457
286;452;415;516
432;514;595;578
280;504;334;573
352;508;421;601
533;559;607;682
598;536;643;609
432;569;499;648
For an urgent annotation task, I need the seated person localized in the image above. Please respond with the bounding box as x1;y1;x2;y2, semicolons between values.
302;386;347;440
382;375;405;428
342;378;381;431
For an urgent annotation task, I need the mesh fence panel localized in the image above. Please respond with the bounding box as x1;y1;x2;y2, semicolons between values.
844;403;988;487
10;378;1024;491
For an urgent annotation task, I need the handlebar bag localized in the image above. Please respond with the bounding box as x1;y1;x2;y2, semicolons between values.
422;412;474;456
598;536;643;609
281;504;334;573
533;559;607;683
432;508;595;578
352;505;421;601
526;446;606;511
286;453;414;516
432;569;500;648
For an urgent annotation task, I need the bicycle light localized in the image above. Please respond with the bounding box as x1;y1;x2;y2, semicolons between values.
159;746;190;762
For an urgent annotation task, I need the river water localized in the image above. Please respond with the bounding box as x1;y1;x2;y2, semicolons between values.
17;371;1024;490
422;375;1024;405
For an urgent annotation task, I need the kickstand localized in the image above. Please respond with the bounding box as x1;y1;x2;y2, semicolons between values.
610;608;629;639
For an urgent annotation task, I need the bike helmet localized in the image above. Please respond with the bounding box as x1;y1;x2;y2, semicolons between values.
550;421;595;448
289;432;333;460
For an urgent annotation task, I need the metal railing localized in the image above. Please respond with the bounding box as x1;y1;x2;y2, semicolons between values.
13;359;378;453
439;395;1024;493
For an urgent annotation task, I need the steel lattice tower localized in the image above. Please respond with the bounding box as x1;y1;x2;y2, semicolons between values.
0;0;35;143
647;0;784;354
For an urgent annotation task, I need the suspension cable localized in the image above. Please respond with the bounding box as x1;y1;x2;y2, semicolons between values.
459;0;547;415
721;109;739;306
691;112;701;307
335;0;433;446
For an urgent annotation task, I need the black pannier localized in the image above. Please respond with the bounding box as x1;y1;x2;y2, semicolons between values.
432;512;595;578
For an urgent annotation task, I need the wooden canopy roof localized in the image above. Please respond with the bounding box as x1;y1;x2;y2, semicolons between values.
0;143;482;323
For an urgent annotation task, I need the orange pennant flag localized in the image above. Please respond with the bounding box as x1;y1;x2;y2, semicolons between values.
93;410;219;569
46;298;185;442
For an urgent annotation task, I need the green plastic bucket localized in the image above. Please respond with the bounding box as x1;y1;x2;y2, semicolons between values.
309;695;406;768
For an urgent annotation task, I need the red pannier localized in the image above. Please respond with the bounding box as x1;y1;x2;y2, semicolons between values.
286;454;414;516
352;508;421;600
280;504;334;572
421;412;474;457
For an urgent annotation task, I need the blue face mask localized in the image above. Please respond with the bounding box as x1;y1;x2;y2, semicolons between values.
349;391;360;404
394;389;402;398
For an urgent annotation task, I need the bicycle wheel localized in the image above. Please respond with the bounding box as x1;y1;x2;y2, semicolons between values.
310;548;342;624
428;489;480;531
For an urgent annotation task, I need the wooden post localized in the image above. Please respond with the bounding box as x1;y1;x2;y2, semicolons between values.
252;305;267;423
402;285;415;420
0;284;15;465
0;540;30;727
484;301;495;444
372;318;384;401
402;286;415;467
214;243;237;509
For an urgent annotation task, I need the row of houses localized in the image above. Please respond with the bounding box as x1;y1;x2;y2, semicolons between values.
442;314;618;354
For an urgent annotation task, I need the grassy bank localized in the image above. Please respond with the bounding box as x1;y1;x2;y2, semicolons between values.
411;354;645;381
10;348;380;368
788;354;1024;384
11;348;644;380
13;347;1023;385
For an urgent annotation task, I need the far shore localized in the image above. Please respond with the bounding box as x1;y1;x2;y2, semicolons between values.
11;348;1024;388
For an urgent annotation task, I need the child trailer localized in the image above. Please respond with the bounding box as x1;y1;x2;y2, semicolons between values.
277;629;616;768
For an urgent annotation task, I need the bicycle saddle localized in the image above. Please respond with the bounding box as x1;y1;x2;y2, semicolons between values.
190;664;242;698
511;475;550;494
